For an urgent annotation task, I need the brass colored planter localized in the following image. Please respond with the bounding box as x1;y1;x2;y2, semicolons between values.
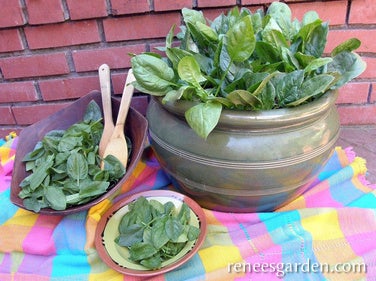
147;91;340;212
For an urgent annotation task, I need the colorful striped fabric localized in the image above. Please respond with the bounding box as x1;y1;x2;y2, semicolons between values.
0;135;375;281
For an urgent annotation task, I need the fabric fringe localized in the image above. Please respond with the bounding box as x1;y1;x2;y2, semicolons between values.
358;174;376;190
343;146;356;163
350;156;368;175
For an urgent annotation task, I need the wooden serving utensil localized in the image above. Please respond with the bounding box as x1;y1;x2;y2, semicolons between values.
101;69;136;169
98;64;115;158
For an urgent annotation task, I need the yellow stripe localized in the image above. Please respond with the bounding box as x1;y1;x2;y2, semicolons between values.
199;245;242;272
88;269;123;281
301;209;343;241
4;209;38;226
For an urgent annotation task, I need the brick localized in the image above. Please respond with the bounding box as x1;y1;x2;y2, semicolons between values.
111;72;127;95
197;0;236;8
12;102;70;125
110;0;150;15
326;29;376;54
359;57;376;79
202;7;245;21
338;104;376;125
103;12;181;42
0;53;69;79
0;106;15;124
289;1;348;26
349;0;376;24
39;76;100;101
0;0;25;28
25;0;65;25
25;21;100;50
0;81;38;103
371;83;376;103
336;82;369;104
0;29;23;53
242;0;272;4
154;0;192;11
66;0;107;20
72;45;145;72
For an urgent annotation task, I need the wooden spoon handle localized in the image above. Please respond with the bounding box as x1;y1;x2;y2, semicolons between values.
115;69;136;127
99;64;113;126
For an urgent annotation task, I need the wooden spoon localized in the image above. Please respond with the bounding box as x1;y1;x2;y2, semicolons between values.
98;64;115;158
101;69;136;169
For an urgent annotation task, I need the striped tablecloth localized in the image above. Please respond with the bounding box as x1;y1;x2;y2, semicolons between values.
0;135;375;281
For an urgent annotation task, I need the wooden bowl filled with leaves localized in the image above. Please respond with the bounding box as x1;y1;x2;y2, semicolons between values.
94;190;207;277
10;90;148;215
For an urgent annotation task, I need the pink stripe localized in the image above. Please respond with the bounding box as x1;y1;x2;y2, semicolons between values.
22;215;62;255
338;208;376;256
17;254;54;277
213;211;283;268
304;181;343;208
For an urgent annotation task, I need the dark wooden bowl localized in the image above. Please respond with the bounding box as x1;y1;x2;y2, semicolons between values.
10;90;148;215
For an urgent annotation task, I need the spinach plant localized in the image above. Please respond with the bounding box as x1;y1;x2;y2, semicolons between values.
131;2;366;139
115;196;200;270
18;100;128;212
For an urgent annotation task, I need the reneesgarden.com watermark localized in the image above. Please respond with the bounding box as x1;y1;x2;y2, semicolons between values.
228;259;367;278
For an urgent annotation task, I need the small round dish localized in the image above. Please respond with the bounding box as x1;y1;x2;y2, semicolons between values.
95;190;207;277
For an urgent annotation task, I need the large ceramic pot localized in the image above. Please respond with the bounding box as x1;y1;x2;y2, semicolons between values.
147;91;340;212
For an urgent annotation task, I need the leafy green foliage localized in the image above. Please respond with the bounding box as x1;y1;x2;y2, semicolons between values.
131;2;366;138
18;100;127;212
115;196;200;270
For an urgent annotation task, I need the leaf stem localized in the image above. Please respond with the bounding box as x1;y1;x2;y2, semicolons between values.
215;58;233;97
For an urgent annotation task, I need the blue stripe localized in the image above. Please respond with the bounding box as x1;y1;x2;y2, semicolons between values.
165;254;206;281
0;189;19;225
51;212;90;277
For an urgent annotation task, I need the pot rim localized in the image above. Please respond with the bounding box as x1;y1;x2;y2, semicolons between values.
155;90;338;130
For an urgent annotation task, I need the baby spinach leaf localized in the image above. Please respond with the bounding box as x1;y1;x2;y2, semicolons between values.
151;223;170;249
23;197;43;213
185;102;222;139
182;7;206;25
84;100;102;123
187;225;201;241
287;74;335;106
129;243;158;261
304;57;333;74
165;217;184;241
178;56;206;87
331;38;361;57
140;255;162;270
267;1;293;40
227;90;260;108
274;70;304;106
102;154;126;179
78;181;110;199
115;197;201;270
67;152;88;183
328;52;367;88
225;15;255;63
58;136;82;152
22;142;45;162
196;21;218;42
116;224;145;247
131;54;176;94
45;186;66;211
29;155;54;191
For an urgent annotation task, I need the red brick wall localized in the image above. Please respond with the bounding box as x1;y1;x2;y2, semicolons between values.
0;0;375;138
